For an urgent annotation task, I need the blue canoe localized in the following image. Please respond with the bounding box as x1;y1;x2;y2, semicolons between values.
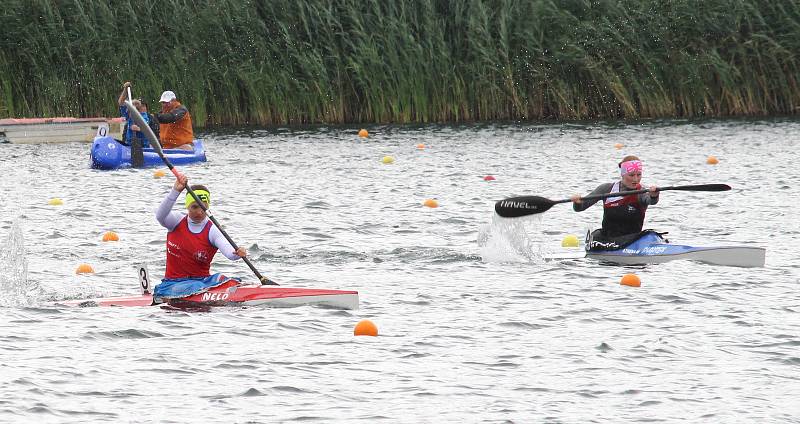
585;231;765;267
90;135;206;170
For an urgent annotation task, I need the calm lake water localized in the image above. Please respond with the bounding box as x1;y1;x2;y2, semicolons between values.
1;118;798;423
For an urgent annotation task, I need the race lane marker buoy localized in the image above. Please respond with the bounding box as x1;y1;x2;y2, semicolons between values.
382;156;395;164
358;129;369;138
48;198;63;206
416;143;425;150
354;319;378;336
76;263;95;274
102;231;119;242
620;274;641;287
153;170;167;178
483;175;496;181
561;234;579;248
706;155;719;165
423;199;439;208
614;143;624;150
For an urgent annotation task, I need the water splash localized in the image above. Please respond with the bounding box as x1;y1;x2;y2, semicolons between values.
477;213;549;263
0;219;38;306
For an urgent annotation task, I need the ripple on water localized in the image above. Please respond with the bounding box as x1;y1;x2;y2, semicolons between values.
82;329;164;340
596;342;613;352
1;120;798;422
239;388;266;397
497;321;548;330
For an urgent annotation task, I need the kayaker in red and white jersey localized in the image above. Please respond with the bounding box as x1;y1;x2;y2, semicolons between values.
570;155;659;250
156;172;246;279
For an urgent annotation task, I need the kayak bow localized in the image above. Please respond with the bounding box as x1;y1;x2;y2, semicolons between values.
584;232;765;267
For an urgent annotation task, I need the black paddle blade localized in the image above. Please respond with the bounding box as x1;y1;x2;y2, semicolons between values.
495;196;556;217
260;276;279;286
665;183;731;192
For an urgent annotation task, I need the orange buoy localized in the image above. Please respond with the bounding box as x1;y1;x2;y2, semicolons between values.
423;199;439;208
483;175;496;181
706;155;719;165
75;263;94;274
153;170;167;178
620;274;641;287
354;319;378;336
358;129;369;138
416;143;425;149
102;231;119;242
614;143;624;150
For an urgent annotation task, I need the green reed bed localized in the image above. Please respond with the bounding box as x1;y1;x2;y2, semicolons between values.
0;0;798;126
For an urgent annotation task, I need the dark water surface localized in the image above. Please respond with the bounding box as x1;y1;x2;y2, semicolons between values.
1;119;798;422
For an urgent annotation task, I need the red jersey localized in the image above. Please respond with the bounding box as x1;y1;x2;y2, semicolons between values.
165;217;218;279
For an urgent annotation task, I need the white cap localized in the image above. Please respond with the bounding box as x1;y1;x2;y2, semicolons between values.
159;90;177;102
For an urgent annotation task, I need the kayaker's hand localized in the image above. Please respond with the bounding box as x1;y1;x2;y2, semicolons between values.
235;247;247;258
570;194;582;204
173;172;187;191
122;81;131;89
649;185;659;197
131;124;140;131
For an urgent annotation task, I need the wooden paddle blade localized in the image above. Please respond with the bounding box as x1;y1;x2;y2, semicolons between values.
131;139;144;168
495;196;555;217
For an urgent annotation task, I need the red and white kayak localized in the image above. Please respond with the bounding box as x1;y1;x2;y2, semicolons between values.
59;280;359;310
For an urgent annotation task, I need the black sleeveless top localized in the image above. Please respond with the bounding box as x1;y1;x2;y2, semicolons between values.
601;181;645;237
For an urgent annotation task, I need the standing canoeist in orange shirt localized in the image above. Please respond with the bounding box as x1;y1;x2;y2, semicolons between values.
156;90;194;150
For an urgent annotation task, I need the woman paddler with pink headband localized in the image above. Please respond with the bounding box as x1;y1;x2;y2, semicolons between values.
570;155;659;251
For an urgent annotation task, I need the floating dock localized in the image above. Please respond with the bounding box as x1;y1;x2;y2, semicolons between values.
0;117;123;144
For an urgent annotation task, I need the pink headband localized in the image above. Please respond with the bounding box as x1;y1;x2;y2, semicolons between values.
620;160;643;176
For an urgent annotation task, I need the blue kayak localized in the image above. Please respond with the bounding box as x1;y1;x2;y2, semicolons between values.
586;231;765;267
90;135;207;170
